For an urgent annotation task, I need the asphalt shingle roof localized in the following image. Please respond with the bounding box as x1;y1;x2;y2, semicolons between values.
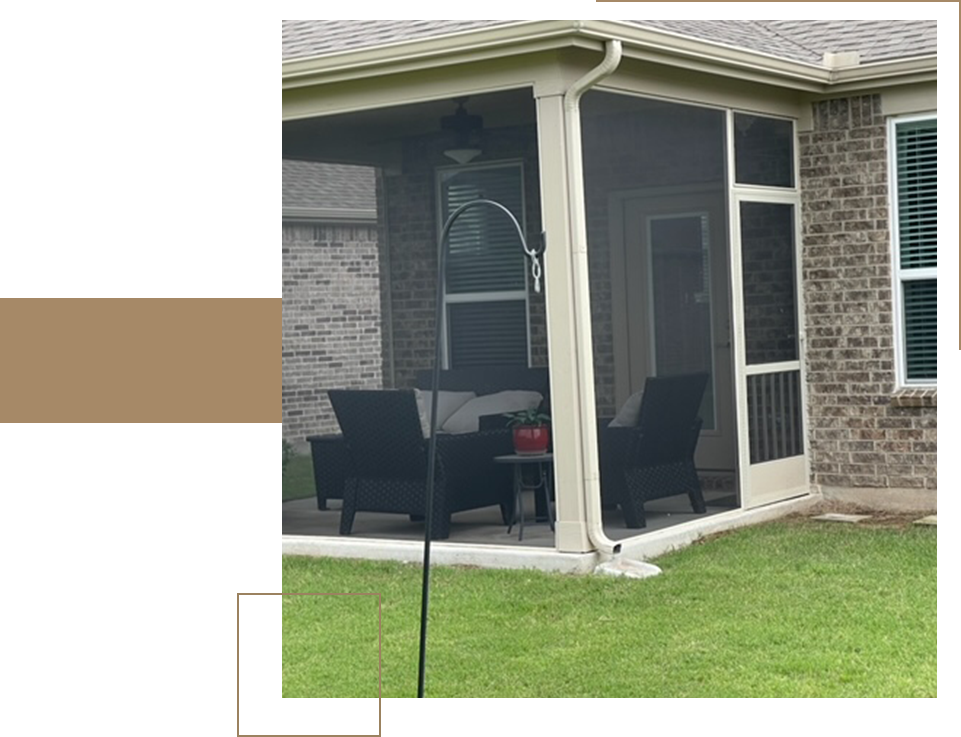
282;20;509;60
281;19;936;65
761;19;937;63
282;160;375;211
630;20;817;62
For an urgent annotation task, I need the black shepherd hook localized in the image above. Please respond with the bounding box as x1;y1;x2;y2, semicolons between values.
416;198;545;698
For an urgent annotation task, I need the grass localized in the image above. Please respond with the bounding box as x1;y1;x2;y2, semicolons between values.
282;516;936;697
283;454;316;502
283;593;381;698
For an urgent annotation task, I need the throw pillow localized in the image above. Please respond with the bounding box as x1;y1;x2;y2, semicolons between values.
608;390;644;427
441;390;544;434
414;390;476;437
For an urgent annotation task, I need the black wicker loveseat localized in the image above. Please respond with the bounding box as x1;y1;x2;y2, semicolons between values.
312;367;550;539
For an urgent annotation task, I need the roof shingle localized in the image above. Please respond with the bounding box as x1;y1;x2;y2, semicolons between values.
282;20;510;60
628;20;818;62
282;160;375;212
762;19;937;63
281;19;936;65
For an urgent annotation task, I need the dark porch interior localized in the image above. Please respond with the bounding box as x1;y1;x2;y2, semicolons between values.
283;87;753;546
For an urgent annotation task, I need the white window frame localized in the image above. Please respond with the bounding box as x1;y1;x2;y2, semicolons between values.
889;112;937;388
435;160;531;369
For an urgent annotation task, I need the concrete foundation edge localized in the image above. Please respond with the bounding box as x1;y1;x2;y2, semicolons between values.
282;495;822;572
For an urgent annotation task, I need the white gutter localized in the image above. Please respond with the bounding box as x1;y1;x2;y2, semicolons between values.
828;54;937;91
562;40;624;557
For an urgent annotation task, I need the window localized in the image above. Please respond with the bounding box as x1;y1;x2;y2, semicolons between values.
437;162;529;368
734;113;795;188
891;115;937;385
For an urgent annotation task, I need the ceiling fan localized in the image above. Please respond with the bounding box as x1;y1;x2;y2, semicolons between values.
440;97;484;164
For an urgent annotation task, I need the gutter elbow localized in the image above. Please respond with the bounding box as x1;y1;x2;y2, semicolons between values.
564;40;623;111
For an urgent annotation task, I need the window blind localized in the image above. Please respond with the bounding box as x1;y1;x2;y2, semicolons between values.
439;163;530;369
442;167;526;294
896;120;937;270
903;279;937;381
448;300;529;368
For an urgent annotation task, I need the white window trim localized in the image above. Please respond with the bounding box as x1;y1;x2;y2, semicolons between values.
889;112;937;389
435;160;531;369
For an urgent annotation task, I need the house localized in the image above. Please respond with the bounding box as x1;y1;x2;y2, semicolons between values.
282;159;382;445
282;20;937;557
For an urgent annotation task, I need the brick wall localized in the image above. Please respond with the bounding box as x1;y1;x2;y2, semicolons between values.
282;222;383;443
799;94;936;493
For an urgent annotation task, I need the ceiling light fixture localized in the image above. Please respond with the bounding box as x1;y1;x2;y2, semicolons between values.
441;97;483;164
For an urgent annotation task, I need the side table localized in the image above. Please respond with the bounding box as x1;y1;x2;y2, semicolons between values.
493;453;554;541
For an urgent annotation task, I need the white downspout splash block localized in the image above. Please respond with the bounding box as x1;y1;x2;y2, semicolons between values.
594;558;662;579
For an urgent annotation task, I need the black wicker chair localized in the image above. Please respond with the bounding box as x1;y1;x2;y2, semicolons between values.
327;389;514;540
599;372;709;528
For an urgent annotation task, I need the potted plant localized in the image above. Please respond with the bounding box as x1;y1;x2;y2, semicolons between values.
504;408;551;455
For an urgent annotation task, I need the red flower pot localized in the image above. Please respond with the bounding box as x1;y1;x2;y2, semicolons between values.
512;425;550;455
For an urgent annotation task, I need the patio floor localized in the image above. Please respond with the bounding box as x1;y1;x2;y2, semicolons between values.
282;487;738;549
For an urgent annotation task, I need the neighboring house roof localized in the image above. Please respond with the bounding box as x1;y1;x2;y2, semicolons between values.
281;19;936;65
282;160;376;222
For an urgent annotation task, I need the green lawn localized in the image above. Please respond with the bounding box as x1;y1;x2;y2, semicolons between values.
282;517;936;697
283;454;316;502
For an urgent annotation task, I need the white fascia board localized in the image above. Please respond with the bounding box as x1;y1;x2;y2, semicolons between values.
826;55;938;93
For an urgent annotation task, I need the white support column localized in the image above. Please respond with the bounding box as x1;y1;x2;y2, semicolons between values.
534;92;598;553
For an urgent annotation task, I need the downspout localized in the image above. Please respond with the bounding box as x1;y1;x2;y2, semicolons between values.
562;39;623;556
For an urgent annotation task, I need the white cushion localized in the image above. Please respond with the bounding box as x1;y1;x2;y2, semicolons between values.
608;390;644;427
441;390;544;435
415;390;476;437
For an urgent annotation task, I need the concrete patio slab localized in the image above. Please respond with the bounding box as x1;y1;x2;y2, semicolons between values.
282;492;816;572
282;488;739;549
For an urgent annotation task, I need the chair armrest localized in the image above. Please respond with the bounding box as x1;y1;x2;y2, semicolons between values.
479;413;512;431
436;428;514;466
599;424;642;466
434;429;515;509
